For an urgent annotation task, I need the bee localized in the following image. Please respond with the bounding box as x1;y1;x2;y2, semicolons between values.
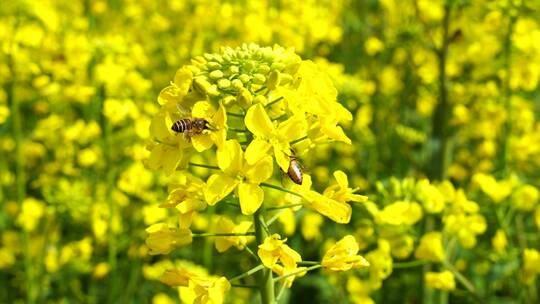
286;153;303;185
171;118;209;141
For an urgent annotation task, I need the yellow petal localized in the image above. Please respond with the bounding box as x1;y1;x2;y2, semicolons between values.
278;115;307;142
192;101;214;120
162;146;183;176
173;66;193;96
245;155;273;184
157;85;179;107
336;103;353;121
245;139;272;165
205;173;239;205
238;183;264;215
192;133;213;152
321;120;352;145
145;224;192;255
213;102;227;127
211;129;227;149
160;268;196;287
274;145;291;172
245;103;275;138
333;170;349;188
305;191;351;224
150;112;172;140
146;144;165;171
217;140;243;174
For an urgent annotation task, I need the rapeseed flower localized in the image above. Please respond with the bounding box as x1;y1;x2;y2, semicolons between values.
204;139;273;215
258;234;302;283
213;216;253;252
161;268;230;304
425;271;456;291
322;235;369;272
145;223;192;255
415;231;445;263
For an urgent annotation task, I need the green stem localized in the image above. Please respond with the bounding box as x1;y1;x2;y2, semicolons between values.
497;12;517;175
191;232;255;237
290;136;308;145
229;127;249;133
188;162;220;170
223;201;241;209
393;259;428;269
266;96;284;108
515;213;537;302
265;211;284;227
266;203;304;211
254;86;267;94
265;203;304;226
254;209;275;304
273;265;322;282
227;111;245;118
260;183;304;198
8;51;35;304
231;284;259;288
424;4;452;303
275;282;288;302
429;1;452;181
100;87;118;303
229;264;264;282
244;246;260;262
442;260;481;301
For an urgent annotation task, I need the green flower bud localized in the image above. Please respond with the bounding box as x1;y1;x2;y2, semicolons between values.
239;74;251;83
252;73;266;84
229;66;239;74
237;88;253;108
244;61;255;71
253;95;268;106
187;65;201;75
280;73;293;85
207;62;222;70
258;64;270;74
191;56;207;65
206;84;220;96
221;95;236;105
209;70;224;80
203;53;214;61
271;62;286;71
213;54;224;63
193;77;212;95
231;79;243;89
267;70;281;90
218;79;231;89
261;48;275;61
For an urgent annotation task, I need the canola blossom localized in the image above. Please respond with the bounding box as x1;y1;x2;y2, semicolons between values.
145;44;368;302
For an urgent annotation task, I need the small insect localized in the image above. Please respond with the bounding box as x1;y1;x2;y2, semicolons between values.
287;153;303;185
171;118;209;141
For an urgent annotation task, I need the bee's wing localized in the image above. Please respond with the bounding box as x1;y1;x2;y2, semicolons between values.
176;103;190;116
183;130;195;142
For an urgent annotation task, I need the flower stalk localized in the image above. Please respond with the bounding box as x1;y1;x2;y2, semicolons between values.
253;209;275;304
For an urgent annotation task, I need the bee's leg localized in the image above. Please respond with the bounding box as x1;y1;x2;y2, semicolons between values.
204;122;215;131
183;132;191;142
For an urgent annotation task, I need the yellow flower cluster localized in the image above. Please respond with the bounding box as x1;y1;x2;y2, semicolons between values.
145;44;368;302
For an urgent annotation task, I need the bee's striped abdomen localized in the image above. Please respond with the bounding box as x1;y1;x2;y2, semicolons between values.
287;159;303;185
171;118;192;133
